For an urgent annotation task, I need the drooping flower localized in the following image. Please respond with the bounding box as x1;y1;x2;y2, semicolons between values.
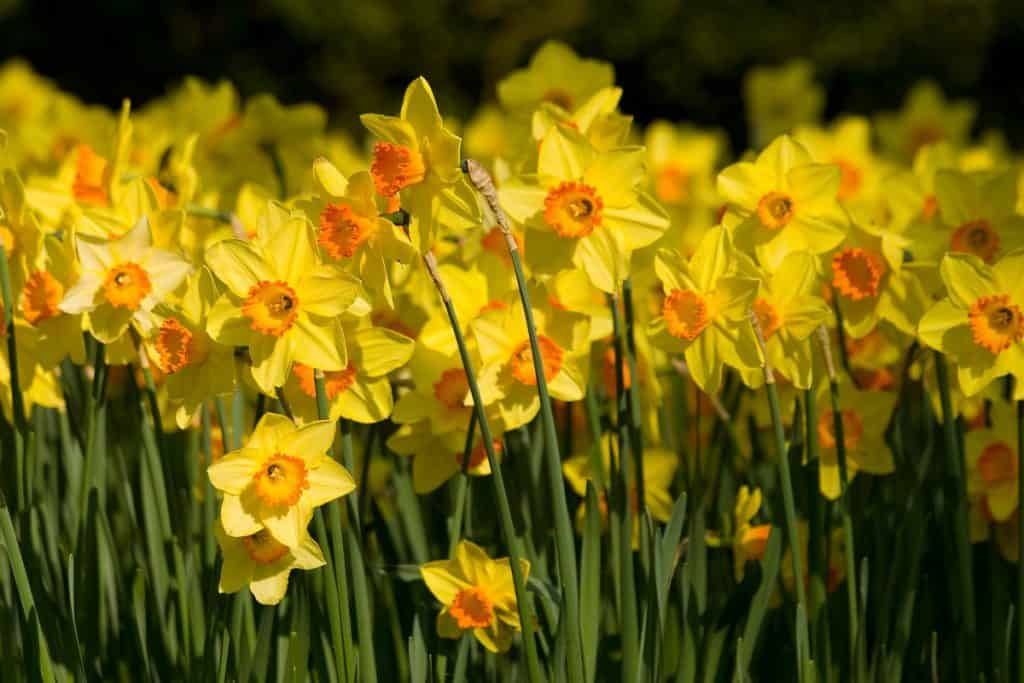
207;413;355;548
706;485;773;582
421;540;530;653
59;216;192;344
214;521;325;606
918;250;1024;399
717;134;848;270
205;202;360;394
19;233;85;368
965;400;1019;523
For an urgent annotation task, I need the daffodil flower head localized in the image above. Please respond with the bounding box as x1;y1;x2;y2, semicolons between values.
496;41;614;119
499;124;669;293
743;60;824;147
918;250;1024;399
205;202;361;394
208;413;356;549
645;120;725;208
59;216;192;343
965;400;1019;524
18;232;85;368
530;86;632;152
717;134;848;270
874;80;975;161
421;540;530;653
707;485;772;582
648;226;761;395
214;521;325;606
793;116;878;205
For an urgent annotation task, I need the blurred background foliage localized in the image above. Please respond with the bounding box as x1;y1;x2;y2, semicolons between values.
1;0;1022;151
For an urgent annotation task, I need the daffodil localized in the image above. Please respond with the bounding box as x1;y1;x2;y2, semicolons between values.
0;167;45;291
562;435;678;548
793;116;882;206
645;121;724;210
214;522;325;606
392;342;481;436
965;400;1019;523
736;251;831;390
471;297;590;430
420;540;529;653
205;203;360;394
146;269;236;429
18;233;85;367
647;226;761;395
281;318;414;424
499;124;670;293
59;216;191;344
875;81;975;161
918;250;1024;399
389;423;503;494
530;87;632;153
743;60;824;147
813;382;896;499
0;318;64;423
207;413;355;548
303;158;416;309
718;134;848;270
496;41;614;119
706;485;772;582
360;77;479;252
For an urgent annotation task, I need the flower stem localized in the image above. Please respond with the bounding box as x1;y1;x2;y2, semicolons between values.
933;353;976;681
0;243;28;511
464;158;582;682
422;250;543;682
448;410;478;557
750;310;810;681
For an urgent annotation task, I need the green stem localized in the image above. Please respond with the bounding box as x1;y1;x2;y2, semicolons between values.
0;244;27;435
621;279;646;507
423;252;543;682
934;353;976;681
449;411;478;557
77;339;107;539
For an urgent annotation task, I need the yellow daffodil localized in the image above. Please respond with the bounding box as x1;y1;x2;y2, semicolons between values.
648;226;761;395
59;216;191;344
497;41;614;119
645;121;725;210
743;60;824;147
875;81;975;161
737;251;831;390
718;134;848;270
471;297;590;430
390;423;503;494
0;319;64;423
421;540;529;653
793;116;883;206
562;435;678;548
706;485;772;582
303;158;416;309
499;124;669;293
205;203;360;394
0;168;44;291
18;233;85;367
360;77;479;252
281;318;413;424
214;521;325;606
918;250;1024;399
146;268;236;429
530;87;632;153
965;400;1019;523
392;342;481;436
813;382;896;499
207;413;355;548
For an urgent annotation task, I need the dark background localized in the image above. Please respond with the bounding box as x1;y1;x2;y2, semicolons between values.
4;0;1023;151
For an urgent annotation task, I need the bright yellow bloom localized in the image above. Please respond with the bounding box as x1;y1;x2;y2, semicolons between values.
718;134;848;270
59;216;191;343
706;485;772;582
0;168;45;292
965;400;1019;523
214;521;325;606
205;203;360;394
743;60;824;147
360;77;479;253
875;81;975;161
19;233;85;367
813;382;896;499
208;413;355;548
648;226;761;395
497;41;614;118
918;250;1024;399
530;86;632;153
421;540;530;653
793;116;881;206
645;121;724;209
389;423;503;494
499;124;669;293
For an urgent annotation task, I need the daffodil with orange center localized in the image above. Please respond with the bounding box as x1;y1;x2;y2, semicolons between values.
918;250;1024;399
717;135;848;270
17;233;85;368
563;434;678;548
208;413;356;549
648;226;761;395
794;116;880;206
499;123;669;293
281;318;413;424
813;381;896;499
706;486;773;582
214;521;325;606
145;269;236;429
874;80;975;161
471;298;590;430
205;203;361;394
59;216;191;344
0;167;45;293
735;251;831;390
360;77;479;253
301;159;416;309
421;540;530;653
965;400;1019;524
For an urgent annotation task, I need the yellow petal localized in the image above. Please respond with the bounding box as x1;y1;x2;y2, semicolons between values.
205;240;273;298
208;448;261;494
304;457;356;507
